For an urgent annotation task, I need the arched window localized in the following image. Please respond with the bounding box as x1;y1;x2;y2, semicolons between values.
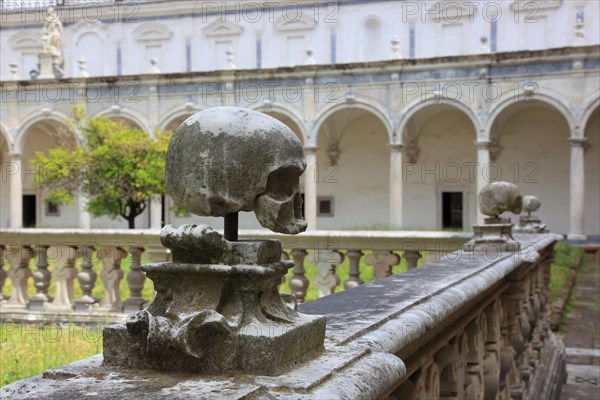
361;18;383;61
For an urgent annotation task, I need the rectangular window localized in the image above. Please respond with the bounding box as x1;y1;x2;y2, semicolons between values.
215;40;232;70
46;201;60;217
286;35;305;66
442;192;463;230
317;197;334;217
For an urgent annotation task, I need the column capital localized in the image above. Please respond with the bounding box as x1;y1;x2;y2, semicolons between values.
303;146;318;154
8;152;22;160
568;137;587;147
388;143;403;152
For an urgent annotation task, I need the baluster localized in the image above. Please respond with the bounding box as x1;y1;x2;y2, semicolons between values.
404;250;421;270
344;250;364;289
3;245;34;309
464;313;486;399
29;245;52;311
288;249;309;303
75;245;97;311
97;246;127;312
311;248;344;298
0;245;6;301
47;245;81;312
365;250;400;280
123;247;147;313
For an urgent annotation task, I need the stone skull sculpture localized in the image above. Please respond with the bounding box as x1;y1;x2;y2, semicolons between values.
478;181;523;218
166;107;307;234
522;195;541;215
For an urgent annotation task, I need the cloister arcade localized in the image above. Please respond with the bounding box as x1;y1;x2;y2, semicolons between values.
1;46;598;238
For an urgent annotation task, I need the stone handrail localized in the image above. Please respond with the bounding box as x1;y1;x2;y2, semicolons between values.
0;228;471;322
0;231;566;399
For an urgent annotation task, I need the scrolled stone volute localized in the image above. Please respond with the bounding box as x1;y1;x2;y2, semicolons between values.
166;106;307;234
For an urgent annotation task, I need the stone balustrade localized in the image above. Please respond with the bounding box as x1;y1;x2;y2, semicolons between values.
0;228;471;323
0;231;565;399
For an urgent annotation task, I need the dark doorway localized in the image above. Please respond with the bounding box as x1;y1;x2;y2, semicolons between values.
442;192;463;230
22;195;36;228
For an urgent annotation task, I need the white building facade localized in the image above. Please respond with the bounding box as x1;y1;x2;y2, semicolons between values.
0;0;599;238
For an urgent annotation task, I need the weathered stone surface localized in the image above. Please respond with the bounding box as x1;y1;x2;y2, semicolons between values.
478;181;522;218
466;181;523;251
0;348;405;400
1;233;562;399
515;195;549;233
522;195;541;214
103;255;325;375
101;107;325;376
166;107;307;234
161;224;282;265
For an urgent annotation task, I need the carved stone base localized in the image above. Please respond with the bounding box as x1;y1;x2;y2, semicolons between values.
103;227;325;376
74;296;97;312
464;218;520;252
29;296;52;312
514;216;549;234
37;52;55;79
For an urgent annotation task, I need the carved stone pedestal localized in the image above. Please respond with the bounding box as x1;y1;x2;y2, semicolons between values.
37;52;55;79
103;225;325;376
515;215;549;234
464;218;520;252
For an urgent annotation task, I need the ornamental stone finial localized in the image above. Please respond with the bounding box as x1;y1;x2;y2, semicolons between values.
103;107;324;375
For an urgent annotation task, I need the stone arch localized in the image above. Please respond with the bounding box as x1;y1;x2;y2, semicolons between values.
159;104;203;132
16;109;78;153
0;121;14;153
250;103;308;144
396;97;482;143
398;97;479;230
582;97;599;236
581;94;600;134
94;107;152;133
487;93;573;234
312;100;392;229
313;99;393;146
485;91;576;137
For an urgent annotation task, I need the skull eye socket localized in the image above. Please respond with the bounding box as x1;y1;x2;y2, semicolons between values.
261;166;302;201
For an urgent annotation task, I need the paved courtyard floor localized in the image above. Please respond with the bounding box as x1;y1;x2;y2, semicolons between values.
560;251;600;400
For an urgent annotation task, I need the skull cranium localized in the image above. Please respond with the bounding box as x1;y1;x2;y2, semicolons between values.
478;181;523;218
166;107;307;234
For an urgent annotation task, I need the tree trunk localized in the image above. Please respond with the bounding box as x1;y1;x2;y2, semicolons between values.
128;216;135;229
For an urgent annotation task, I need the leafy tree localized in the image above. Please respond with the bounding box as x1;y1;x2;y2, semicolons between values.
33;106;170;229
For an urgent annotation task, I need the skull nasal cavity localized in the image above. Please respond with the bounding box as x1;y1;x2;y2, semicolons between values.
262;167;300;201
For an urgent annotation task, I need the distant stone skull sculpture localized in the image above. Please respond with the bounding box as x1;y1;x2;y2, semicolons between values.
522;195;541;215
166;107;307;234
478;181;523;218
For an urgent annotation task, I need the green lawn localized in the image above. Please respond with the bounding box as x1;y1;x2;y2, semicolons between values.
0;242;580;387
549;242;583;303
0;322;104;387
